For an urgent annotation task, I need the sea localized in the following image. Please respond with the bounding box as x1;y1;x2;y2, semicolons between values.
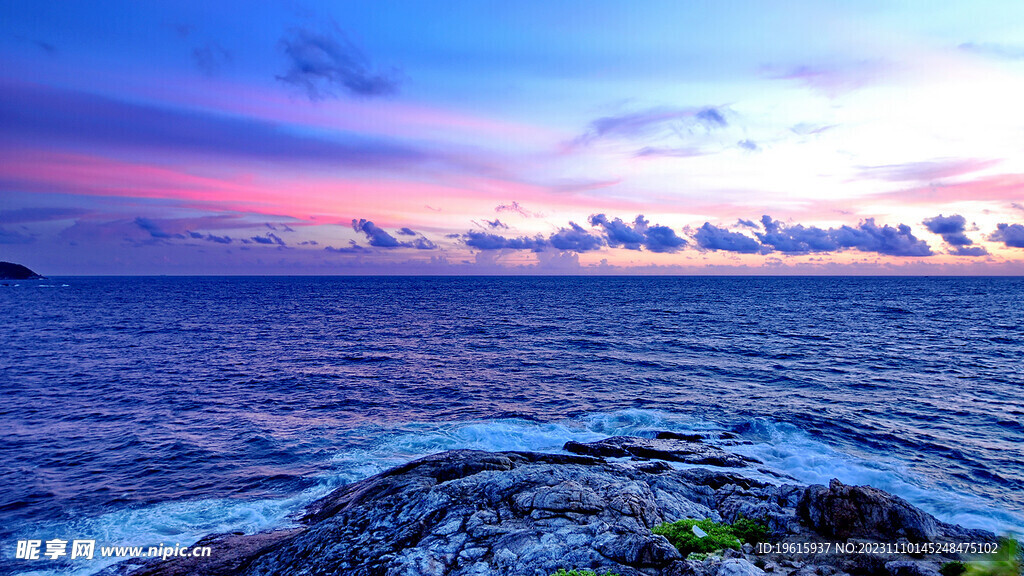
1;276;1022;575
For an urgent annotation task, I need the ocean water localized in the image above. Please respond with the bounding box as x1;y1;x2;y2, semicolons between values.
1;276;1022;575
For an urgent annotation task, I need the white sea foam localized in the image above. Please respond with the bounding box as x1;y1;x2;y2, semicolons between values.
6;489;321;576
724;418;1024;535
10;409;1022;576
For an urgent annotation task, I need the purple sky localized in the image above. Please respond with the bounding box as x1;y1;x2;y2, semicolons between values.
2;1;1024;274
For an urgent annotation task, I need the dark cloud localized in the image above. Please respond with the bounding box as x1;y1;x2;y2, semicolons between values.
495;201;537;218
352;219;435;249
951;245;988;257
14;34;56;55
192;42;231;76
187;231;232;244
755;216;837;254
0;82;427;169
588;214;686;253
548;222;604;252
923;214;973;246
736;218;758;229
463;230;546;252
830;219;932;257
588;214;645;250
352;218;402;248
205;234;232;244
463;214;683;255
576;106;728;145
696;218;932;257
991;223;1024;248
642;222;688;253
923;214;967;236
737;139;758;151
247;233;286;246
277;28;399;100
584;108;691;141
35;40;56;55
411;237;437;250
325;241;370;254
0;227;34;244
694;223;765;253
0;207;88;224
696;108;728;127
485;219;508;230
134;217;184;239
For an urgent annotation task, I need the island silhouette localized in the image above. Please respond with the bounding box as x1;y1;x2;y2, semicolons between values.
0;262;44;280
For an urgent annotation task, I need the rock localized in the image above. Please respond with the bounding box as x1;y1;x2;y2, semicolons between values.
564;436;758;468
718;559;766;576
657;431;708;442
95;529;302;576
885;560;939;576
797;479;939;542
107;440;995;576
0;261;43;280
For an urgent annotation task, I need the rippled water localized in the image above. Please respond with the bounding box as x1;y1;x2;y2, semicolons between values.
1;276;1022;574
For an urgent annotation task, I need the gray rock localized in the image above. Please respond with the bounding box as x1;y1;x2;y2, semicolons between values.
107;440;995;576
717;559;766;576
885;560;940;576
565;436;758;468
798;479;938;542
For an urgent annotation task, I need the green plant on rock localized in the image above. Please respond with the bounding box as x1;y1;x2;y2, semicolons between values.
549;570;622;576
941;561;967;576
731;515;770;544
964;538;1021;576
653;518;743;556
653;516;771;557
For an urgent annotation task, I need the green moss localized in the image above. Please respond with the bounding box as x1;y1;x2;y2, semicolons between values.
731;516;770;545
653;517;771;557
941;561;967;576
549;570;621;576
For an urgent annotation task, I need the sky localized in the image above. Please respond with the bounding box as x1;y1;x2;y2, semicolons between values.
2;1;1024;275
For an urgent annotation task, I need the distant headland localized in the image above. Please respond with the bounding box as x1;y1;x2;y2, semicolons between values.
0;261;44;280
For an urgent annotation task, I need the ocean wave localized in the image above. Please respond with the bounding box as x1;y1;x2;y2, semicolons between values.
8;409;1023;576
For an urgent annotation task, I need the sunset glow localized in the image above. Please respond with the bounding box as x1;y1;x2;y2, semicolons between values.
3;1;1024;274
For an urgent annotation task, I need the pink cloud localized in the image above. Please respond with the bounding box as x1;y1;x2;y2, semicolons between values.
874;173;1024;204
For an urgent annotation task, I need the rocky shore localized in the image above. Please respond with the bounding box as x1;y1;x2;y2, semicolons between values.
101;435;998;576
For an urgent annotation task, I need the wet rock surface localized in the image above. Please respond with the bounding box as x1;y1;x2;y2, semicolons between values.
102;435;998;576
564;436;756;469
